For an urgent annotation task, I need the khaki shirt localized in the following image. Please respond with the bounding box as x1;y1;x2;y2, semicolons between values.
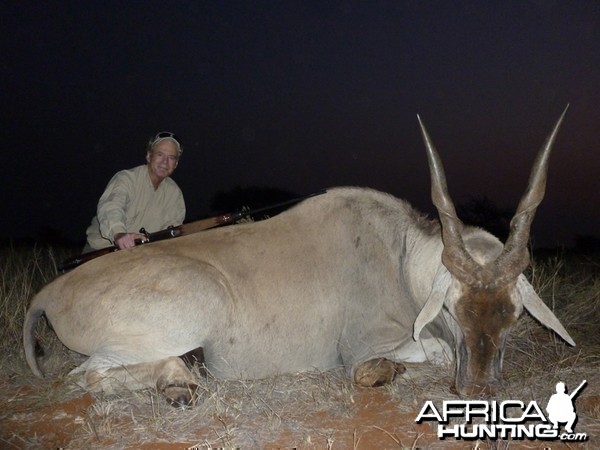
86;165;185;249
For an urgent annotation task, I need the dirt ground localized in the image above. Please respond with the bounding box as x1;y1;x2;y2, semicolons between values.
1;377;434;449
2;358;598;449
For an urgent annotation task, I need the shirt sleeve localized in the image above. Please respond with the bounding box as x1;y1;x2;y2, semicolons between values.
96;170;133;241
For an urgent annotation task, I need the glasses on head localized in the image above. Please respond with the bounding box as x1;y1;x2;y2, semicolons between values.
152;131;181;144
150;131;182;154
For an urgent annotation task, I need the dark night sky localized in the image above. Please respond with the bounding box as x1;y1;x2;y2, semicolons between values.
2;1;599;247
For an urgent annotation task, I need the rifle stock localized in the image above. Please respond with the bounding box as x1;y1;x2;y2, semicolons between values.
57;190;326;272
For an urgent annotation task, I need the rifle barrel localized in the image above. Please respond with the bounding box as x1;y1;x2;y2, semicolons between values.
569;380;587;399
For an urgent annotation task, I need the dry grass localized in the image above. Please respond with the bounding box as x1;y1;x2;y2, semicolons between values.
1;244;599;448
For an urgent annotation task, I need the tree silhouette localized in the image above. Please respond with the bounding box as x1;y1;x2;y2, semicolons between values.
573;235;600;253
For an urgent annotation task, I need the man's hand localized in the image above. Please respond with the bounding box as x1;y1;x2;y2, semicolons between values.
114;232;148;249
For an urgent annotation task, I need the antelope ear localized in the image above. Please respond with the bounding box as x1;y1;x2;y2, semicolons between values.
517;275;576;346
414;267;451;340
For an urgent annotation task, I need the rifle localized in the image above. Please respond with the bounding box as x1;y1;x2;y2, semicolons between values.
569;380;587;400
57;189;326;272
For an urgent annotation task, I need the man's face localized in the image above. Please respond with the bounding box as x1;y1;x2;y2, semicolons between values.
147;139;179;182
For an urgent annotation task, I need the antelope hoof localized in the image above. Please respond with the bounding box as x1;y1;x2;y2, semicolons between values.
164;383;198;408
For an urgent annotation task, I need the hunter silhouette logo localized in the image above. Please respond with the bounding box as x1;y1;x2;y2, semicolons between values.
546;380;586;434
415;379;588;442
